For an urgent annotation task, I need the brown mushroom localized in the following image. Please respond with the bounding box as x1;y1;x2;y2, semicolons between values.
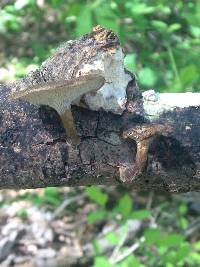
11;74;105;145
120;123;172;182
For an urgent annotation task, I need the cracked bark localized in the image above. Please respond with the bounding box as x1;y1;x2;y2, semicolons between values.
0;28;200;192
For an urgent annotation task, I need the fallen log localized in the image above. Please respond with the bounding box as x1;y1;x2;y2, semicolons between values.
0;26;199;192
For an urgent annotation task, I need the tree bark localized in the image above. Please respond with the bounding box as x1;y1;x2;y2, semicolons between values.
0;28;199;192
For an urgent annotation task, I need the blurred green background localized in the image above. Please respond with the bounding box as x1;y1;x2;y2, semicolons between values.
0;1;200;267
0;0;200;92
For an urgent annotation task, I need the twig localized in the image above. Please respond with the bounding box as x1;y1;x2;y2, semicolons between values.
50;193;86;221
146;191;154;210
184;218;200;237
109;225;129;261
110;236;145;265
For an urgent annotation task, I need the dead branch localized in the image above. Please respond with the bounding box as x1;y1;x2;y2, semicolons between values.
0;26;199;192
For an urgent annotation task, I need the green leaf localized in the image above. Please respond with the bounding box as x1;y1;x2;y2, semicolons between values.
93;256;113;267
23;187;62;206
179;217;188;230
45;196;61;206
173;243;191;263
165;263;174;267
151;20;168;32
179;204;188;215
92;239;103;254
31;42;49;61
117;194;132;219
86;186;108;206
117;255;144;267
157;234;184;247
187;252;200;265
94;7;118;34
138;67;157;87
159;250;176;264
4;5;18;13
106;232;120;245
194;241;200;251
44;187;62;206
159;242;190;265
128;3;155;15
144;228;161;245
76;5;92;36
179;65;198;86
167;23;181;33
190;26;200;38
49;0;66;8
87;210;107;224
14;0;31;10
131;210;151;220
124;54;136;72
17;208;28;220
44;187;59;197
156;5;171;15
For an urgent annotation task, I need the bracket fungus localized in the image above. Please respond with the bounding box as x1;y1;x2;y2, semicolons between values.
10;24;133;145
11;74;105;144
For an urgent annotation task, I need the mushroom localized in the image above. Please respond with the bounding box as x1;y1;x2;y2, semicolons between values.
120;123;172;182
11;74;105;144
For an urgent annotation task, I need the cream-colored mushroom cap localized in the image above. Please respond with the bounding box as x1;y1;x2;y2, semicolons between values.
11;74;105;114
123;123;172;142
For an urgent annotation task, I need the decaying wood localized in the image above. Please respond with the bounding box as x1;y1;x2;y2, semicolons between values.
0;27;199;192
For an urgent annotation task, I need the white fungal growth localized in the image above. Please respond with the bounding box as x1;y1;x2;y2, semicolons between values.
79;48;132;114
143;90;200;120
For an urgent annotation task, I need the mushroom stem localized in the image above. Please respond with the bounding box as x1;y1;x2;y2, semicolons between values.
60;109;80;145
119;139;151;182
136;139;150;173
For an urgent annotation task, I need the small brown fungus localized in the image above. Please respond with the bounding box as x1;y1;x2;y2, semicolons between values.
92;25;118;44
11;74;105;145
121;123;172;182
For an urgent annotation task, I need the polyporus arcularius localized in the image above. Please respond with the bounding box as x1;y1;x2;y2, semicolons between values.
11;25;132;144
11;74;105;144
